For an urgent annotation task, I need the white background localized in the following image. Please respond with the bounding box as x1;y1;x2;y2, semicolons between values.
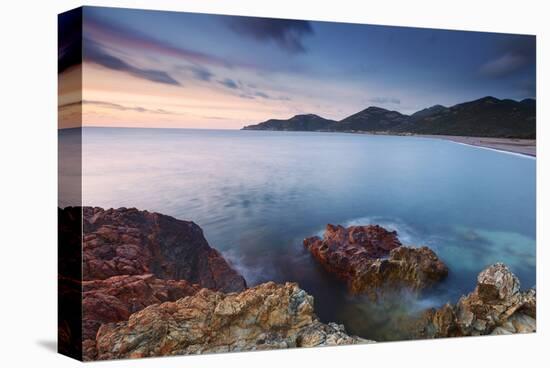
0;0;547;366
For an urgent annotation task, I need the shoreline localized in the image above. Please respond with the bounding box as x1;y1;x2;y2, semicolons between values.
243;129;537;158
334;131;536;158
413;134;536;158
75;126;538;158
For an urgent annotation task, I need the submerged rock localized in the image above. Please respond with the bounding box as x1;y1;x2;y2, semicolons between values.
82;207;246;293
304;224;447;297
413;263;536;338
95;282;371;360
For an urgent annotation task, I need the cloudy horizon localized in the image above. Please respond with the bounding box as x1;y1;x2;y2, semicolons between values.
58;6;536;129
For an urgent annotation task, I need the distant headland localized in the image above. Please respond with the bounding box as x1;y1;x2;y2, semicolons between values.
242;96;536;140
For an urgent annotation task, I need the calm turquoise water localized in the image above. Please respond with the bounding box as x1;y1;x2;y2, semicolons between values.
76;128;535;340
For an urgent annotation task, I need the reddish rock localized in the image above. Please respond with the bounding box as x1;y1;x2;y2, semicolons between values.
304;224;447;297
81;274;200;360
82;207;246;293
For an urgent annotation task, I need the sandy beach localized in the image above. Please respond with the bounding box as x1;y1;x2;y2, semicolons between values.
417;135;536;157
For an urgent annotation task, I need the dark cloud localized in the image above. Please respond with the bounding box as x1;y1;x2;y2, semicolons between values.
215;77;291;101
83;39;181;86
219;78;239;89
239;94;255;99
369;97;401;105
226;16;313;53
58;8;83;73
81;100;178;114
176;65;214;81
254;91;291;101
238;91;291;101
479;36;535;78
188;66;214;81
85;14;234;68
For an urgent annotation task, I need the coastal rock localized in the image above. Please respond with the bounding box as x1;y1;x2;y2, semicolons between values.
95;282;371;359
82;274;200;360
414;263;536;338
304;224;447;297
82;207;246;293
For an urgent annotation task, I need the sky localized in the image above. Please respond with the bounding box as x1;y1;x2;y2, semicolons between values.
58;6;536;129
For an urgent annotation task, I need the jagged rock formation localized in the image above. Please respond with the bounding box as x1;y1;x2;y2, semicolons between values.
65;205;535;361
74;206;247;360
303;224;448;297
413;263;536;338
95;282;371;360
82;274;201;360
69;207;369;360
242;96;536;139
83;207;246;292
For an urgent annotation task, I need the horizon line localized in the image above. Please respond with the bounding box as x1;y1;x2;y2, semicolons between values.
59;94;536;131
59;125;241;131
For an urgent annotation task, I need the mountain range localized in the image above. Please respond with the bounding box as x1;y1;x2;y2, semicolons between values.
241;96;536;139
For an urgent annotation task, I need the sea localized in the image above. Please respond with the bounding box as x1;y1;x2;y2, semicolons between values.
60;127;536;341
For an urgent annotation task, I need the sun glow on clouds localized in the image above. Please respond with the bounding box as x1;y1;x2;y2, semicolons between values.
81;63;319;129
73;8;397;129
57;7;535;129
80;53;369;129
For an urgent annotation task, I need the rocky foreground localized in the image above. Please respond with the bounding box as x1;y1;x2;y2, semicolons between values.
411;263;536;337
82;274;201;358
95;282;370;360
60;207;536;360
71;207;365;360
304;224;448;298
80;206;251;359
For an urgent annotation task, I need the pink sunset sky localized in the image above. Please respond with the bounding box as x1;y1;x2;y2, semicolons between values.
58;7;535;129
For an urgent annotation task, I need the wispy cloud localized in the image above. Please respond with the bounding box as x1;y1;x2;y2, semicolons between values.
219;78;239;89
479;36;535;78
225;17;313;54
82;100;178;114
369;97;401;105
84;14;233;68
236;90;292;101
186;65;214;81
254;91;291;101
83;39;181;86
239;94;255;99
479;53;528;78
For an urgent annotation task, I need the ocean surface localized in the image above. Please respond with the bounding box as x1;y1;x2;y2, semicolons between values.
70;128;536;340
